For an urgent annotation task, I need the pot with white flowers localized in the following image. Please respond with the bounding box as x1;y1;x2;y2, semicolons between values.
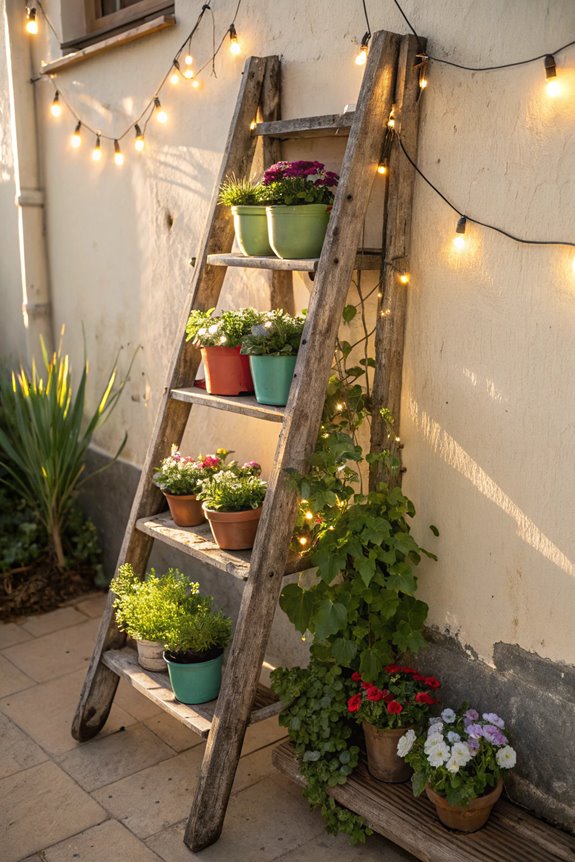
152;446;230;527
240;310;306;406
347;665;442;783
186;307;262;396
197;462;266;550
218;174;274;256
398;706;517;832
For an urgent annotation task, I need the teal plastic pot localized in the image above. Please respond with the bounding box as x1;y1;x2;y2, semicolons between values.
249;355;297;406
266;204;331;259
232;205;274;256
164;651;223;704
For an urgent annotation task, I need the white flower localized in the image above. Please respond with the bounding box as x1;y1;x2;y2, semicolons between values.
264;320;273;329
447;731;461;743
427;721;443;736
397;729;417;758
429;716;443;726
451;742;472;766
219;335;227;344
208;324;219;334
198;327;207;336
441;708;456;724
427;741;450;767
496;746;517;769
483;712;505;729
446;755;461;773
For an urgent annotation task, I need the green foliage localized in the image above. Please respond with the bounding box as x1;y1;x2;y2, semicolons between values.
153;446;230;496
271;660;372;844
346;666;441;730
186;307;263;348
0;482;43;571
240;309;306;356
218;174;271;206
0;335;131;568
197;471;267;512
163;605;232;658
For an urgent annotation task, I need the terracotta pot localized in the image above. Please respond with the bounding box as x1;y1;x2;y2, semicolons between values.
203;505;262;550
164;493;205;527
426;779;504;832
201;346;254;395
362;723;413;783
136;639;166;672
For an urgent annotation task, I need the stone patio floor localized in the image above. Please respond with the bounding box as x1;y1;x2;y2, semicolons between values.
0;593;417;862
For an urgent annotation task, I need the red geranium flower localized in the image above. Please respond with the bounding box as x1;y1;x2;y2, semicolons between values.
415;691;435;705
424;676;441;689
366;686;385;702
384;664;401;673
411;672;427;682
397;666;416;674
347;694;362;712
351;671;362;682
386;700;403;714
360;680;373;690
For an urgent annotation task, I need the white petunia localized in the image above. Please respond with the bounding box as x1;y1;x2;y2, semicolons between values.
425;735;443;754
441;708;457;724
447;731;461;743
429;716;443;726
496;746;517;769
445;755;461;773
450;742;472;767
397;729;417;758
208;324;219;334
427;741;450;767
427;721;444;737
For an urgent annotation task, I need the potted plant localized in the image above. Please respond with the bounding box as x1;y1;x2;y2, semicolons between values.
163;591;232;704
111;563;198;671
218;174;274;256
398;706;517;832
186;307;262;395
197;463;267;550
152;445;230;527
347;665;442;783
262;160;339;259
240;309;306;406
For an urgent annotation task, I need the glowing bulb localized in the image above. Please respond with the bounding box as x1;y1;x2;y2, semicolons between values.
355;32;370;66
419;77;428;89
298;536;309;547
399;272;410;285
546;78;560;97
113;139;124;167
453;215;467;251
70;121;82;149
191;78;201;90
377;162;388;175
304;511;314;521
183;68;194;80
50;91;62;118
387;116;395;129
229;24;241;55
92;135;102;162
250;120;257;130
544;54;559;96
184;53;193;65
336;402;344;412
25;7;38;34
170;71;179;85
134;124;144;152
154;97;167;123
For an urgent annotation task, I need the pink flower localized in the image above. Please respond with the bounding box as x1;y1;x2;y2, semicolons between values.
347;694;362;713
201;455;221;468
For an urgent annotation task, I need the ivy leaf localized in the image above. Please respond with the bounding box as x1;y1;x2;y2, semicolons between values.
386;563;417;594
412;771;426;797
354;554;376;587
279;583;318;634
359;648;380;682
342;305;357;323
339;340;352;358
331;637;357;666
313;599;347;640
369;589;399;621
391;620;427;654
302;749;321;762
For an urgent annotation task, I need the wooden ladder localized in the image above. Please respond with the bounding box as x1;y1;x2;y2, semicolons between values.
73;29;421;852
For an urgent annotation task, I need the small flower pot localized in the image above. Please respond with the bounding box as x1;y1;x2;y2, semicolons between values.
164;651;224;704
136;639;166;672
232;205;275;256
362;723;413;783
249;355;297;406
201;346;254;396
425;779;504;832
266;204;331;259
203;505;262;550
163;493;205;527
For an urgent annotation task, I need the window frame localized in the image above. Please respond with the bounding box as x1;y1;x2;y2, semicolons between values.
85;0;173;36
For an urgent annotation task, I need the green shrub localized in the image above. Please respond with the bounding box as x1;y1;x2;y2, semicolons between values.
240;309;306;356
186;307;262;348
197;471;267;512
163;605;232;659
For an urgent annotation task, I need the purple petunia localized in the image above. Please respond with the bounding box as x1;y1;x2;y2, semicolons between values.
465;723;484;739
464;708;479;723
482;725;508;746
482;712;505;729
467;738;480;755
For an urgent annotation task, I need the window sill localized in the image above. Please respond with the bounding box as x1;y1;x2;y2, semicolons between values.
40;14;176;75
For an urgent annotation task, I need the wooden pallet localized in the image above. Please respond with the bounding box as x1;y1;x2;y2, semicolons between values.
273;742;575;862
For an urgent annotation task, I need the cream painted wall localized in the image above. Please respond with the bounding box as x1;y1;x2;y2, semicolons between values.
1;1;574;670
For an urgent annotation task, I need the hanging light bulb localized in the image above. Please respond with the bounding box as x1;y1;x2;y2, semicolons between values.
544;54;560;96
304;510;314;521
229;23;241;55
170;61;180;85
134;124;144;152
419;75;428;90
184;52;193;66
154;97;167;123
70;121;82;148
50;91;62;118
355;32;370;66
183;67;194;80
399;272;410;285
377;161;388;175
191;78;201;90
113;139;124;167
25;6;38;35
92;135;102;162
298;536;309;547
453;215;467;250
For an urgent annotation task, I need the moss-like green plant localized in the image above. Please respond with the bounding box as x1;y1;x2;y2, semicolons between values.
163;605;232;660
218;174;270;206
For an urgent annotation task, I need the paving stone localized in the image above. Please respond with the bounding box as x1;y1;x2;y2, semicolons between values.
274;831;418;860
0;761;106;862
18;606;90;637
41;819;163;862
57;722;176;791
243;715;288;755
1;617;100;682
115;678;163;721
144;712;205;753
0;653;35;698
0;712;48;779
0;622;33;649
0;669;136;756
73;592;108;618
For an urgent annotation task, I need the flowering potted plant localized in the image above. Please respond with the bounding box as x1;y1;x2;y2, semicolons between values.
197;462;266;550
240;309;306;406
218;174;274;256
398;706;517;832
152;446;229;527
262;160;339;259
347;665;441;782
186;307;262;395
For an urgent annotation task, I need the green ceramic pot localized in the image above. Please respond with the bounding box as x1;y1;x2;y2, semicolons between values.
164;651;223;704
232;205;274;256
249;355;297;406
266;203;331;259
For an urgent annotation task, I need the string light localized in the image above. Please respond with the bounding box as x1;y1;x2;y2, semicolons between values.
113;139;124;167
229;23;241;55
170;61;180;85
191;78;201;90
183;68;194;80
25;6;38;35
50;91;62;118
335;402;345;412
377;161;388;175
304;510;314;521
184;53;193;66
154;97;167;124
355;32;370;66
453;216;467;251
70;121;82;148
250;120;257;130
92;135;102;162
544;54;560;96
298;536;309;547
399;272;410;285
134;124;144;152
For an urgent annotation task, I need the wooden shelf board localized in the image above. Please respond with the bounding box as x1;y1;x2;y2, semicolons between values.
135;512;310;579
254;113;354;139
102;647;280;739
272;742;575;862
206;250;383;272
171;388;285;423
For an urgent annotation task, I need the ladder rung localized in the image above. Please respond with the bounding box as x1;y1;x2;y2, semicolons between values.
102;647;280;738
135;513;309;579
207;250;384;272
171;388;285;423
254;113;354;139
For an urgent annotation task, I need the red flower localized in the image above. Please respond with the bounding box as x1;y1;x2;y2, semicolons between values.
386;700;403;714
351;671;362;682
424;676;441;689
366;686;385;702
360;680;373;690
411;672;427;682
347;694;362;713
415;691;435;705
384;664;401;674
397;666;416;674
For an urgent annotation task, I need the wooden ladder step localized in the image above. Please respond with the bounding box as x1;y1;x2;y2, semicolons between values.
102;647;280;738
253;113;354;139
272;742;575;862
170;388;284;423
135;513;309;579
207;250;383;272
